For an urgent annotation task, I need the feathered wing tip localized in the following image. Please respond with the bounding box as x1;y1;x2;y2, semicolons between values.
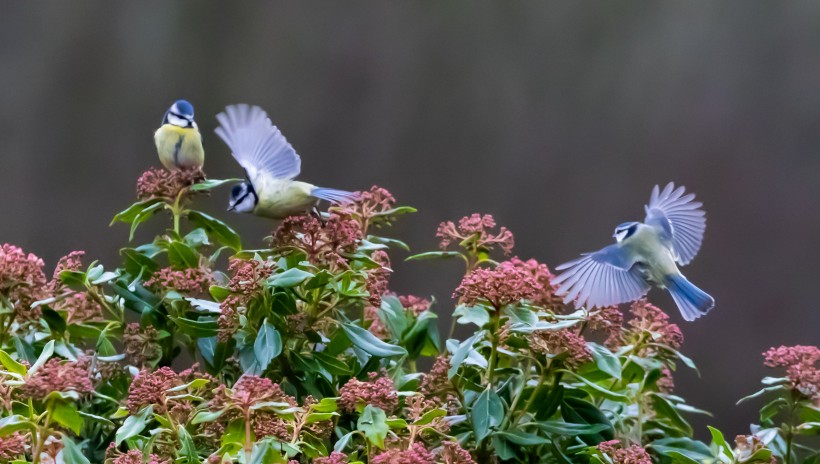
665;273;714;321
645;182;706;265
214;104;302;181
311;187;359;204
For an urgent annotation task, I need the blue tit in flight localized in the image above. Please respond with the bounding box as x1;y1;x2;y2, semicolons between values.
215;104;357;219
154;100;205;170
552;183;714;321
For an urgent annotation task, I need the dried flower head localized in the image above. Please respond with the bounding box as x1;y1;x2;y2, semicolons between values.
437;213;514;256
366;250;392;306
763;345;820;399
0;243;47;309
371;442;436;464
51;250;85;280
136;166;205;201
123;323;163;369
398;295;432;315
734;435;774;462
366;304;390;340
126;366;181;414
19;357;94;400
440;441;476;464
227;258;274;297
419;356;451;398
273;214;362;268
453;260;541;309
334;185;395;231
507;257;564;309
596;440;652;464
656;366;675;393
230;375;296;410
0;432;27;461
314;452;350;464
145;266;213;295
529;328;591;368
613;300;683;354
217;295;243;343
338;372;398;414
112;449;169;464
588;305;624;344
57;292;103;323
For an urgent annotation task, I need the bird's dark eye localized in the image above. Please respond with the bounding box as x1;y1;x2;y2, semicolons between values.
231;184;244;198
623;226;637;239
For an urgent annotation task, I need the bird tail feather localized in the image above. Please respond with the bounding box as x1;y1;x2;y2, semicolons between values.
665;274;714;321
311;187;358;205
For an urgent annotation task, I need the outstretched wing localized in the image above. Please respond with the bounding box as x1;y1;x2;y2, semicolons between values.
215;104;302;183
552;243;650;308
644;182;706;265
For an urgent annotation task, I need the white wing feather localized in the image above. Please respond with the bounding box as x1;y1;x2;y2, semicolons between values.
215;104;301;182
644;182;706;265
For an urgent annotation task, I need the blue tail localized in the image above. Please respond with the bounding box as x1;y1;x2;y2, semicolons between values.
311;187;358;205
665;274;714;321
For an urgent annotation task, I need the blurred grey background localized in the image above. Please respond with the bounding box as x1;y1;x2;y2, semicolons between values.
1;2;818;437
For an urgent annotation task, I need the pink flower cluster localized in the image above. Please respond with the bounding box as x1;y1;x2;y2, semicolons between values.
136;166;205;201
436;214;514;256
338;372;399;413
20;357;94;400
613;300;684;354
440;441;477;464
273;215;362;269
763;345;820;399
596;440;652;464
126;366;181;414
366;250;392;306
314;452;350;464
506;257;563;308
371;443;436;464
145;266;213;295
217;259;275;342
123;323;162;369
453;260;541;309
334;185;395;231
0;243;46;308
529;328;592;368
0;433;26;461
113;450;169;464
51;250;85;280
398;295;432;315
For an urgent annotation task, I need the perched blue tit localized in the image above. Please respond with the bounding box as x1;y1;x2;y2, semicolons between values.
154;100;205;170
215;104;357;219
552;183;714;321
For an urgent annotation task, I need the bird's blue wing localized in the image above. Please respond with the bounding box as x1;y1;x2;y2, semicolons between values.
644;182;706;265
215;104;302;182
552;243;650;308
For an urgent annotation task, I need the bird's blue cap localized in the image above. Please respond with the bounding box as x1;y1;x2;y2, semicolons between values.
170;99;195;118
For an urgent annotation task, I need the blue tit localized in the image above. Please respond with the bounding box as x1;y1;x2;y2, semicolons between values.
552;183;714;321
215;104;357;219
154;99;205;170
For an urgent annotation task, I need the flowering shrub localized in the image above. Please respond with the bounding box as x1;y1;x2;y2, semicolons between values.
0;169;814;463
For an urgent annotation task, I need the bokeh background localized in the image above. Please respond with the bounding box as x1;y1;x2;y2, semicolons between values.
1;2;818;437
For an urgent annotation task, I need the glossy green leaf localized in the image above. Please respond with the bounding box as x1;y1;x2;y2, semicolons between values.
190;178;242;191
587;342;621;379
405;251;466;262
472;386;504;442
187;210;242;250
111;198;161;225
28;340;55;376
168;241;199;269
59;435;91;464
453;305;490;328
171;316;218;338
0;350;25;376
341;323;406;357
52;401;83;435
269;268;315;288
254;320;282;371
357;405;388;449
115;405;153;445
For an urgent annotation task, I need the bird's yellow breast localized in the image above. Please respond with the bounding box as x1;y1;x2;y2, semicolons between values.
154;124;204;170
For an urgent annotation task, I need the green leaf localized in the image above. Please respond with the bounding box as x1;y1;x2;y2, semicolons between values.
312;397;338;413
52;401;83;435
560;397;614;444
708;425;733;458
736;385;786;405
341;323;407;357
59;435;91;464
0;350;25;376
190;178;242;191
494;430;549;445
378;295;409;338
171;316;218;338
650;394;693;436
192;409;226;424
269;268;315;288
448;331;484;378
472;386;504;442
649;438;713;462
357;405;388;449
0;415;37;436
168;241;200;269
560;370;628;402
306;412;339;423
254;320;282;371
111;198;161;225
453;305;490;328
313;352;352;376
42;307;67;335
129;201;164;241
535;420;612;436
178;426;199;462
367;236;410;251
184;228;210;248
115;405;153;445
333;431;356;453
28;340;55;376
405;251;466;262
413;408;447;426
587;342;621;379
187;211;242;250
